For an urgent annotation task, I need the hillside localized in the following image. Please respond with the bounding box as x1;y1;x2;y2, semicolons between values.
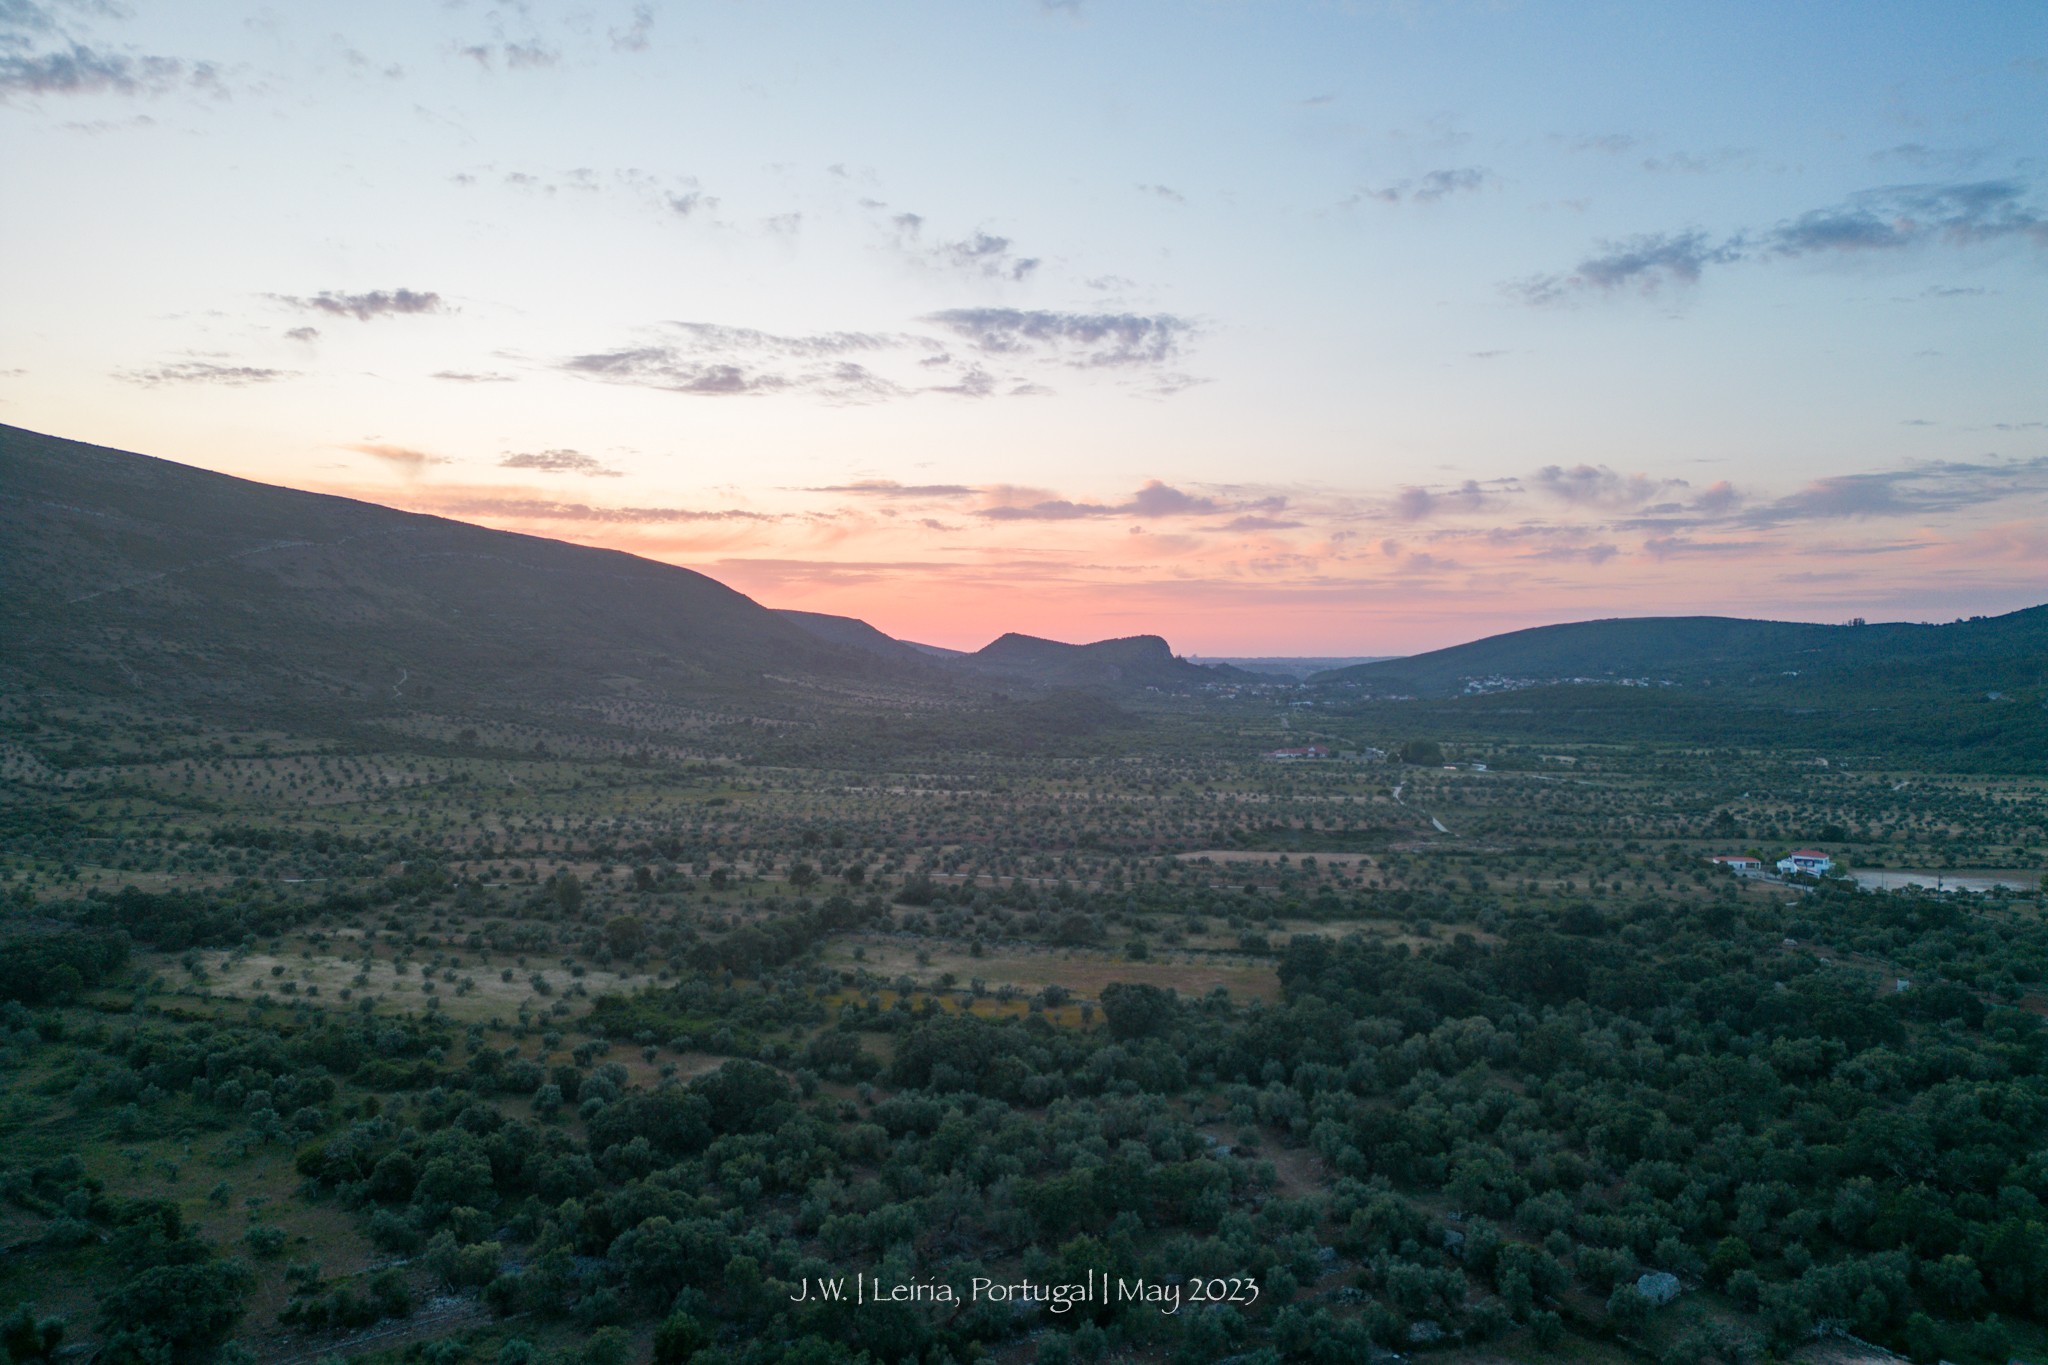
774;609;933;666
1311;611;2048;698
1309;609;2048;767
0;424;930;725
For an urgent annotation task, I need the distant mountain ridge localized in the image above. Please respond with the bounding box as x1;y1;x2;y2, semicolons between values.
775;613;1243;691
956;632;1248;690
18;422;2034;762
1310;611;2048;702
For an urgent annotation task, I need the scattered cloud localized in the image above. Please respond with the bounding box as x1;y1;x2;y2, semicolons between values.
562;306;1200;406
56;112;155;132
1643;536;1759;559
1138;183;1186;204
1520;543;1621;564
1797;538;1938;557
1;45;173;96
431;369;515;383
1533;463;1686;509
1560;133;1637;155
425;497;775;523
658;321;898;359
1509;229;1741;302
1514;179;2048;303
277;288;447;321
883;210;1042;281
977;479;1281;522
1760;179;2048;256
1215;515;1306;533
1127;481;1230;517
0;0;65;38
1353;166;1491;206
561;321;910;403
1638;148;1755;175
937;231;1036;281
482;166;604;197
565;349;903;403
0;3;222;101
805;480;976;498
459;41;560;71
337;45;403;83
1399;551;1461;575
927;367;1002;398
666;189;716;217
923;308;1195;368
1388;480;1514;521
1740;456;2048;525
565;352;783;397
610;5;654;53
977;498;1114;522
499;449;620;477
116;361;290;387
1690;480;1742;514
347;443;445;471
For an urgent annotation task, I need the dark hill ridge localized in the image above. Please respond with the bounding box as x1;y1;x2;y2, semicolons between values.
956;632;1245;691
773;609;931;665
0;424;924;720
773;613;1242;691
1310;610;2048;701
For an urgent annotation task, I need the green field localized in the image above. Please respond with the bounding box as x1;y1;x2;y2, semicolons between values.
4;682;2046;1365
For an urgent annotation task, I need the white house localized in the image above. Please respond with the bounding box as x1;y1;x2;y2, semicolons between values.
1776;849;1834;876
1266;745;1331;760
1709;855;1762;873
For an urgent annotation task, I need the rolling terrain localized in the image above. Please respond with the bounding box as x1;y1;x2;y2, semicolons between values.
3;425;2047;1365
1311;610;2048;698
1310;610;2048;768
8;421;2044;772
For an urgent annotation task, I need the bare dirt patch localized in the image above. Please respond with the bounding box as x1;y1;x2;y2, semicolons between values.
826;937;1282;1005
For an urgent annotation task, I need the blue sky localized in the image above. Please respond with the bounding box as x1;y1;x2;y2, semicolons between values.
3;0;2044;651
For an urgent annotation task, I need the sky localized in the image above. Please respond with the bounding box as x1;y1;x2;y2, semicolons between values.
3;1;2045;654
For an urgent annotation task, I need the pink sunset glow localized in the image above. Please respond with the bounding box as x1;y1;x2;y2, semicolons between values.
292;460;2048;654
